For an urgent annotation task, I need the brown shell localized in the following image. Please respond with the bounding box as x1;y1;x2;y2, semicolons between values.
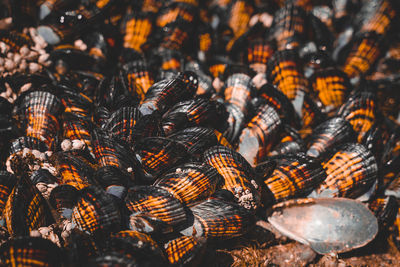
123;59;154;98
62;113;93;151
164;235;206;266
48;184;79;218
61;89;93;118
121;11;154;52
0;172;17;214
301;93;326;129
156;2;197;27
368;196;398;229
224;72;254;115
356;0;396;35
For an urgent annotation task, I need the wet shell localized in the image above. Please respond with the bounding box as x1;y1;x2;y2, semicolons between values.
8;136;48;156
246;39;275;73
61;89;93;118
337;90;377;142
267;49;309;100
164;235;206;266
223;103;246;143
62;113;93;150
93;166;134;196
301;93;326;129
263;153;326;206
203;146;260;210
48;184;79;219
181;198;254;239
0;237;62;266
121;11;154;52
154;162;223;206
134;137;189;180
124;186;188;228
368;196;398;230
270;125;305;156
156;2;197;27
224;72;254;115
72;186;122;234
237;104;282;166
307;117;356;158
313;143;378;199
161;19;191;51
4;175;54;236
0;171;16;214
355;0;396;35
122;59;154;99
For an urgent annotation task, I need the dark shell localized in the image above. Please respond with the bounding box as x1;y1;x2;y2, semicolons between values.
154;162;223;206
93;166;134;192
223;103;246;143
203;146;260;210
164;235;206;266
160;19;192;51
270;125;305;156
185;61;214;96
72;186;122;234
307;117;356;158
0;171;16;214
156;2;197;27
301;93;326;129
62;113;94;150
162;98;229;135
61;89;93;118
0;237;63;266
65;229;100;264
121;11;154;53
263;153;326;206
223;72;255;116
122;59;154;99
30;168;58;185
368;196;398;230
151;48;184;76
49;184;79;219
134;137;189;181
4;175;54;236
237;104;282;166
87;252;139;266
9;136;48;156
313;143;378;199
266;49;309;100
385;174;400;199
337;90;377;142
181;198;255;239
168;127;219;158
213;129;233;148
124;186;188;229
131;112;164;142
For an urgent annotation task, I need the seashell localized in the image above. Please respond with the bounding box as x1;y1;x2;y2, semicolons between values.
269;3;307;50
267;49;309;100
121;11;154;53
203;146;260;210
62;113;93;151
162;98;229;135
49;184;79;219
302;50;334;79
237;104;282;166
337;89;377;142
61;89;93;118
181;198;255;239
223;103;246;143
30;168;58;185
164;235;206;266
0;31;33;52
262;153;326;206
72;186;122;234
223;71;254;116
0;236;63;266
312;143;378;199
4;175;54;236
152;48;184;76
154;162;223;206
139;71;198;115
93;166;134;197
385;174;400;199
301;93;326;129
19;90;62;148
122;59;154;99
270;125;305;156
65;229;100;263
168;127;220;158
307;117;356;158
156;2;197;28
310;67;351;112
134;137;189;181
368;196;398;230
130;112;164;142
124;186;189;229
184;60;214;96
361;122;388;166
213;129;233;148
160;19;192;52
0;171;16;214
246;38;275;73
50;45;102;72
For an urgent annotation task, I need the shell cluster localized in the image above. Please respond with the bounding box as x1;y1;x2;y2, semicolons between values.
0;0;399;265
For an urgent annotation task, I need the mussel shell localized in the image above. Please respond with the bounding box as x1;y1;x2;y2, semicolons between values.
0;171;16;214
72;186;122;234
270;125;305;156
223;72;254;115
385;174;400;199
122;59;154;98
203;146;260;210
121;11;154;53
301;93;326;129
161;19;192;51
223;103;246;143
182;198;255;239
124;186;189;228
164;235;206;266
307;117;356;158
49;184;79;218
30;168;58;185
62;113;93;150
354;0;396;35
368;196;398;229
4;175;54;236
9;136;48;156
263;153;326;206
61;89;93;118
237;104;282;166
313;143;378;199
154;162;223;206
0;236;63;266
93;166;134;192
156;2;197;27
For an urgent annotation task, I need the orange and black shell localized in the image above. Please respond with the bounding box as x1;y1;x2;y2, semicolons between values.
164;235;206;266
301;93;326;129
337;90;377;143
0;30;33;52
48;184;79;217
307;117;356;158
122;59;154;99
8;136;48;156
50;45;101;71
0;171;16;214
203;146;261;210
128;112;164;143
247;39;275;72
61;89;93;118
223;72;254;115
223;103;245;143
72;186;122;234
121;11;154;52
19;90;63;149
315;143;378;199
262;153;326;206
154;162;223;206
102;106;142;146
168;127;220;158
266;49;309;101
272;0;313;11
368;196;398;229
162;98;228;135
237;104;282;166
0;237;63;267
124;185;189;227
355;0;396;36
139;71;198;115
209;62;227;79
93;166;134;194
156;1;197;27
183;198;255;239
269;3;308;50
160;19;192;52
385;173;400;199
108;230;167;265
4;175;54;236
62;114;93;151
213;129;233;148
134;137;189;180
342;31;386;79
310;67;352;112
154;48;184;74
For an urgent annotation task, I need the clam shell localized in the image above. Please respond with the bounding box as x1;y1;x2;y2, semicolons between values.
164;235;206;266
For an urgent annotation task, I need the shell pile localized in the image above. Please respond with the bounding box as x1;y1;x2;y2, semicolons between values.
0;0;399;266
